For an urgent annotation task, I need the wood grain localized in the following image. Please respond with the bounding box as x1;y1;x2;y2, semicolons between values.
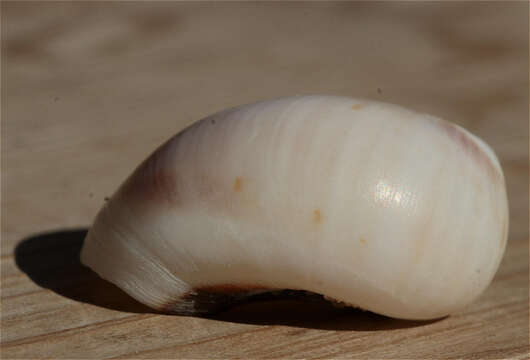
1;2;528;358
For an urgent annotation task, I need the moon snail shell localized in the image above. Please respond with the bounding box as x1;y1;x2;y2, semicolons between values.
81;95;509;320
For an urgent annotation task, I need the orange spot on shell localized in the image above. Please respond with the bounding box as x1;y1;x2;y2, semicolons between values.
360;237;367;245
313;209;322;223
233;177;242;192
351;104;363;110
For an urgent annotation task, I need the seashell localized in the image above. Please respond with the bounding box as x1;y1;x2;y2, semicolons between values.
81;95;508;320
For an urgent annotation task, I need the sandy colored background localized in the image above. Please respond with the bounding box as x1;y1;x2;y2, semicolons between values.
2;2;528;358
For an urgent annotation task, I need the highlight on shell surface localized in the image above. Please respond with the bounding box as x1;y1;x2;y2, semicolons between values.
81;95;509;320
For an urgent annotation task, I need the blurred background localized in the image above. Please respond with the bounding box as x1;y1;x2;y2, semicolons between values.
2;2;528;358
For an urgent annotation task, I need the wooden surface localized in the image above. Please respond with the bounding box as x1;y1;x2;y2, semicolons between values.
1;2;528;359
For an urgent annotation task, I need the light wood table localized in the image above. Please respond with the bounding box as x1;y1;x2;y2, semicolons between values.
2;2;528;358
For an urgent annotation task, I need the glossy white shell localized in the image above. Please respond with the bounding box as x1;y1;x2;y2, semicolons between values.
81;95;508;320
